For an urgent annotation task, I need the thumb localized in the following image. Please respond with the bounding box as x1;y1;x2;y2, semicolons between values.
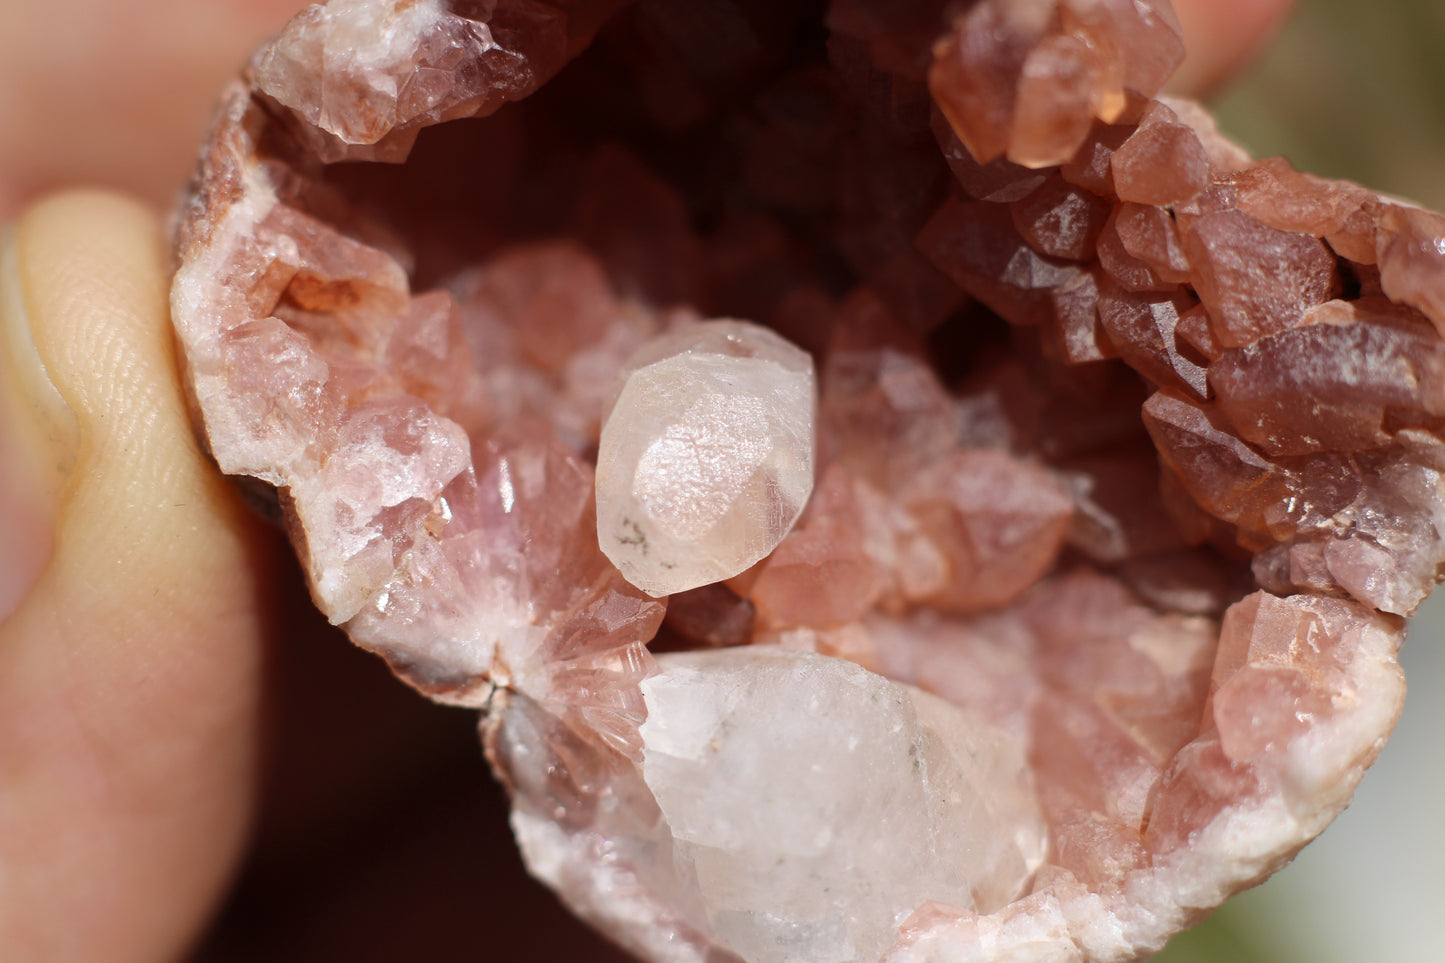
1169;0;1296;98
0;192;276;962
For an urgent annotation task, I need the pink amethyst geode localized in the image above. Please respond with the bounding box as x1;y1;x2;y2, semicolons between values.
170;1;1445;960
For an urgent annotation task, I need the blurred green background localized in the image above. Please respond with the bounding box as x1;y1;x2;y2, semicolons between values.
1156;1;1445;960
1212;0;1445;211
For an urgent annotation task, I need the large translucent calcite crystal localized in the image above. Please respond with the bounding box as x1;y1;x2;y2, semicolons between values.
170;1;1444;960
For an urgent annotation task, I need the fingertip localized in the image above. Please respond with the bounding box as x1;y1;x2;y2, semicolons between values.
5;189;272;643
0;189;274;962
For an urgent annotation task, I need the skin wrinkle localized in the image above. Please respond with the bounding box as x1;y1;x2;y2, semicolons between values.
0;227;69;618
0;192;274;963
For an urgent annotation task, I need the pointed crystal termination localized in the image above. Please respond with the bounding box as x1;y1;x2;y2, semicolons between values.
596;320;817;597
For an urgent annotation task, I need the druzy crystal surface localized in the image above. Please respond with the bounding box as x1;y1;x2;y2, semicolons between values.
596;320;816;597
170;1;1445;960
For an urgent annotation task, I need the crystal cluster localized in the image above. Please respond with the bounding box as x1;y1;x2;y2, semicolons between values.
170;1;1442;961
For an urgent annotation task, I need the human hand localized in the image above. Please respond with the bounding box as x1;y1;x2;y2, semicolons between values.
0;193;275;961
0;0;300;220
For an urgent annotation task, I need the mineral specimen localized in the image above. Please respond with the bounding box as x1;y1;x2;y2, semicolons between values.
169;0;1445;961
595;320;817;597
511;646;1045;963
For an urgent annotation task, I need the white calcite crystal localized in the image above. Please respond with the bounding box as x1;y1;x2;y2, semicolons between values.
500;647;1045;963
596;320;817;597
641;648;1046;963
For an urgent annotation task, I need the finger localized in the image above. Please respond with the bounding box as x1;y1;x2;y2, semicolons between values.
0;191;279;963
0;0;302;220
1169;0;1296;99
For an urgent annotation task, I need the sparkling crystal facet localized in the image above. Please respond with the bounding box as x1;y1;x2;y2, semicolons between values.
169;1;1440;960
595;320;817;597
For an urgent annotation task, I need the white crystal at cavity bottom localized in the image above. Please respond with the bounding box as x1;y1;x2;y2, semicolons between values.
637;647;1045;963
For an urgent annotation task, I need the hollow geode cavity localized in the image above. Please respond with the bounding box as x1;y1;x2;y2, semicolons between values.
170;1;1445;960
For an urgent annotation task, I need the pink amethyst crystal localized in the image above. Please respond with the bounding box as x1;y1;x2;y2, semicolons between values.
170;1;1443;960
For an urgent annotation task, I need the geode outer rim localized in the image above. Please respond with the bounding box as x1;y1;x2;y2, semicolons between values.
168;2;1425;961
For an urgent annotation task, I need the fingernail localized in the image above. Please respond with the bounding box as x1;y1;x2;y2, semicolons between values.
0;221;78;619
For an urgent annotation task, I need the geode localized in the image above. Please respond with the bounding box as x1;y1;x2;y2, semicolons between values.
169;1;1445;960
